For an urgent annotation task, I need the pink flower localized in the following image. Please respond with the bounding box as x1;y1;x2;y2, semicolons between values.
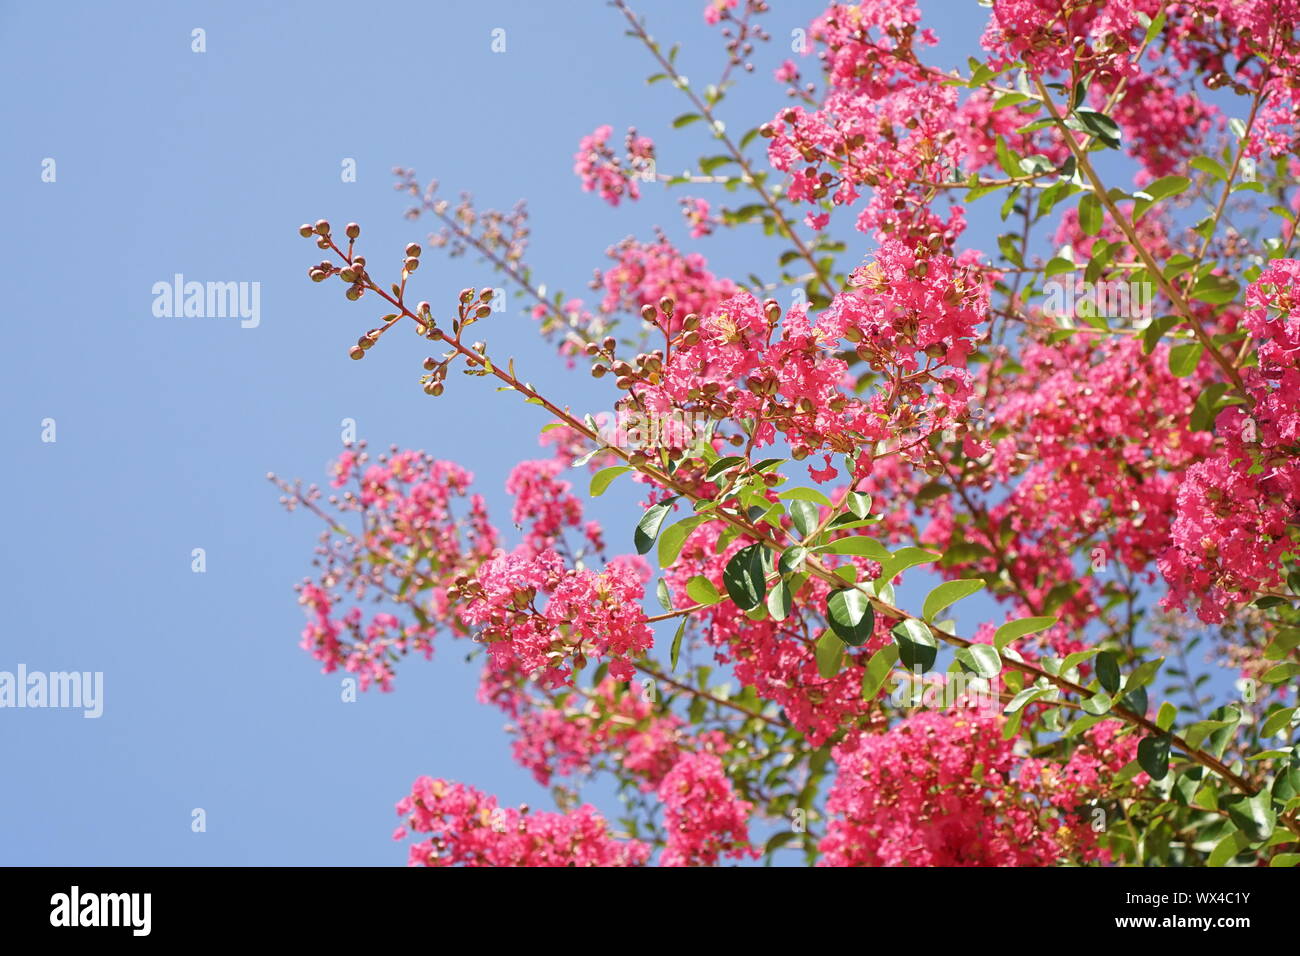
659;752;757;866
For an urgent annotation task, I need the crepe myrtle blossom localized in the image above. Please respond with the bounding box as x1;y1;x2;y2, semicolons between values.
574;125;656;206
282;0;1300;866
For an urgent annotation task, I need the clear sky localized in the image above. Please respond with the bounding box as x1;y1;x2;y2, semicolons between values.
1;1;1216;865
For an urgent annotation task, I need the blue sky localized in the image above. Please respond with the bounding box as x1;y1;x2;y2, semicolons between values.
0;1;1227;865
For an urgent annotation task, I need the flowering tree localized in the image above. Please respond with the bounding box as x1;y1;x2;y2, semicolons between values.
273;0;1300;866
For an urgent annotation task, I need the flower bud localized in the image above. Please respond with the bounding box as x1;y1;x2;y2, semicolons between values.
345;223;361;239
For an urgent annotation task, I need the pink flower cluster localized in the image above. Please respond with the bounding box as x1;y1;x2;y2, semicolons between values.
574;125;655;206
1161;261;1300;621
820;712;1141;866
395;777;650;867
680;196;715;239
659;752;758;866
596;236;738;326
463;550;653;683
508;677;686;788
287;449;498;690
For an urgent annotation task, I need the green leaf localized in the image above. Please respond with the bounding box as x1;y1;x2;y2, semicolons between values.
815;630;846;679
1190;382;1230;432
1124;657;1165;693
655;578;673;613
1263;662;1300;684
1045;256;1076;277
673;112;703;128
1004;686;1047;714
1144;174;1191;201
723;544;767;610
590;465;632;497
778;546;808;574
1157;701;1178;730
993;616;1057;649
1184;705;1242;749
669;618;687;671
843;491;872;519
892;619;938;673
956;644;1001;678
634;497;678;554
994;135;1020;178
878;547;941;583
1189;274;1240;305
922;579;985;621
1142;314;1179;354
1208;828;1251;867
698;155;732;175
1082;691;1112;716
1137;734;1172;781
1140;8;1167;47
1073;107;1122;148
789;499;820;539
827;589;876;646
1078;193;1103;235
705;456;746;479
685;575;722;606
861;643;899;700
1168;342;1203;377
779;487;832;507
1261;707;1297;737
766;578;792;621
818;536;891;560
1096;651;1121;693
658;515;707;568
1223;791;1276;843
1133;175;1190;219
